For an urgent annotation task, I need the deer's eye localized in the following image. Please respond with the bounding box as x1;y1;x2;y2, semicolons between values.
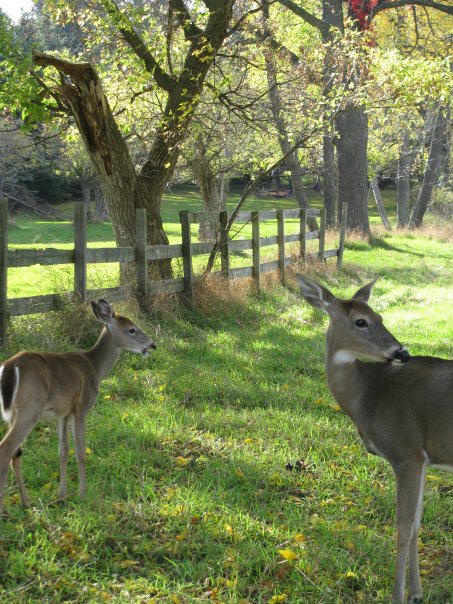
355;319;368;329
129;327;137;335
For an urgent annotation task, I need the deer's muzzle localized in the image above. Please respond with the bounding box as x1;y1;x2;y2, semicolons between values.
392;347;410;364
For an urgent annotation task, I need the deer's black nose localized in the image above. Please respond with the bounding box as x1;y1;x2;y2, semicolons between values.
394;347;410;363
150;342;157;350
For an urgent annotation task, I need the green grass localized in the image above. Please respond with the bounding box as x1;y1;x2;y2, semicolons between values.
0;211;452;603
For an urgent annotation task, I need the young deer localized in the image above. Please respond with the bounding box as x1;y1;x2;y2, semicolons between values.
297;275;452;604
0;300;156;515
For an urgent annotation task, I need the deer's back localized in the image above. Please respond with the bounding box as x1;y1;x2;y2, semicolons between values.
3;351;99;421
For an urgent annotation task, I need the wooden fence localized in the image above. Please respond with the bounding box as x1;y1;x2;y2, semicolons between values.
0;199;348;343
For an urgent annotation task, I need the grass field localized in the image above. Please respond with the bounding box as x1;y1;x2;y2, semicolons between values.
0;190;452;603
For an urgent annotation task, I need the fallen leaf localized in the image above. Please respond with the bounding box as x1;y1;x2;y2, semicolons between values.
278;549;298;561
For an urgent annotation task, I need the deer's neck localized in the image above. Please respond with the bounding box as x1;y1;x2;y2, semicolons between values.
85;327;120;382
325;330;366;420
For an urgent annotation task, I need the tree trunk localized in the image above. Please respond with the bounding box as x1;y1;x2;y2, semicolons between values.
396;129;413;228
93;180;109;220
190;143;225;242
439;105;451;188
409;107;446;228
322;133;338;227
335;106;371;237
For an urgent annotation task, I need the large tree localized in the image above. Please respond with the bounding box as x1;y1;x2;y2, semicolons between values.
29;0;237;279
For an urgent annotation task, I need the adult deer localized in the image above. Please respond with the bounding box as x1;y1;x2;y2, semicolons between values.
0;300;156;514
297;275;452;604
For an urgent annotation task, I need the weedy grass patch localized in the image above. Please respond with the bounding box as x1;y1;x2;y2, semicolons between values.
0;218;452;603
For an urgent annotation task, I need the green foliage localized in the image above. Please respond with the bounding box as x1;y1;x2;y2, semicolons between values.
0;12;49;122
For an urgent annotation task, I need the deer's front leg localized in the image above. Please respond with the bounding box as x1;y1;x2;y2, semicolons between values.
71;413;87;499
392;459;426;604
58;416;70;499
407;463;425;604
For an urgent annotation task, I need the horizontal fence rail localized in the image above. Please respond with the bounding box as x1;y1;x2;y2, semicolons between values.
0;199;348;344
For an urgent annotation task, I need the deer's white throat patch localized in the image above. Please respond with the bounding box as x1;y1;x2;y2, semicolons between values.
332;350;356;364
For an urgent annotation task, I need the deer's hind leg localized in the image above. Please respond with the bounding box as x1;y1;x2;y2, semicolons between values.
0;418;36;514
10;446;30;508
71;412;87;499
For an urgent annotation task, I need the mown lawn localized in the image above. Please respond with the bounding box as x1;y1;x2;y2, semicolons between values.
0;193;452;603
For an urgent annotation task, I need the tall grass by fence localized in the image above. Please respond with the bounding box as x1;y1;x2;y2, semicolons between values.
0;199;348;344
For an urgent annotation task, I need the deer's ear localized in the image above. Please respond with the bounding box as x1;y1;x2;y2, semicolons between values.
352;277;378;303
296;274;336;314
91;299;115;324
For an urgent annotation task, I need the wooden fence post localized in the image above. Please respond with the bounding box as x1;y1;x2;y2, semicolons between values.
220;210;230;278
337;202;348;271
74;203;87;302
180;210;193;304
252;211;260;290
318;208;326;261
136;208;148;306
277;209;286;286
0;198;8;346
299;209;307;263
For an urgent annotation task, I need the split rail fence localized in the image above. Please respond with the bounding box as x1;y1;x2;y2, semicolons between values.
0;198;348;344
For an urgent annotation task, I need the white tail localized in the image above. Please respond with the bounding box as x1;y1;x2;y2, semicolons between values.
297;275;453;604
0;300;156;514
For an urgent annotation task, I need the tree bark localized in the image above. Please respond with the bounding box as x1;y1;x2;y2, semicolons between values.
93;180;109;220
396;129;414;228
322;133;338;227
189;139;225;242
335;106;371;237
439;105;451;188
409;106;446;228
